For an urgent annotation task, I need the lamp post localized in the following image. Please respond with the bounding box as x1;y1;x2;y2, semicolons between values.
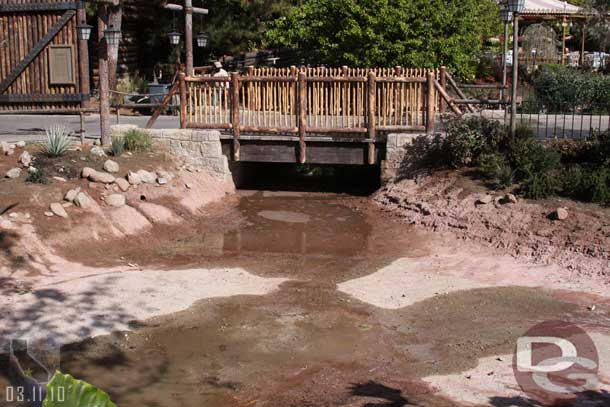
500;9;513;102
76;0;91;109
104;25;122;46
196;32;208;48
168;31;182;46
507;0;525;136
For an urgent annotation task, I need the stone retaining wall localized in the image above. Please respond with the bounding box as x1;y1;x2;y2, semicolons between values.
382;133;444;183
110;125;231;181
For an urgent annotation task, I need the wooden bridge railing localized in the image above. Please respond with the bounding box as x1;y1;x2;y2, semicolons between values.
179;67;447;164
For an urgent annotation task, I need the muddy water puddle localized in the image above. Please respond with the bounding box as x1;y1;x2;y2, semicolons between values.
3;191;607;406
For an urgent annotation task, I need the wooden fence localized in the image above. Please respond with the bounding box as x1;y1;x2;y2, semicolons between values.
179;67;453;164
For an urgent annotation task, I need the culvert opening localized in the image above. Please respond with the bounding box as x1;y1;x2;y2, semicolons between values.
229;162;381;195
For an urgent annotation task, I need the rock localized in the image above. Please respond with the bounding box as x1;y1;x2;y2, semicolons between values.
5;168;21;179
185;183;192;189
136;170;156;184
103;159;120;173
90;146;106;157
8;213;18;220
0;141;10;154
588;305;597;311
81;167;96;178
127;171;142;185
19;151;32;167
114;178;130;192
74;192;95;209
50;203;68;218
44;212;54;217
52;176;67;183
503;194;518;204
28;166;38;173
16;141;26;148
476;194;494;205
554;208;569;221
64;188;81;202
4;148;14;156
89;171;115;184
105;194;126;208
156;177;168;185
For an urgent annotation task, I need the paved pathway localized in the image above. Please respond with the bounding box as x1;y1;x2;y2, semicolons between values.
0;114;180;143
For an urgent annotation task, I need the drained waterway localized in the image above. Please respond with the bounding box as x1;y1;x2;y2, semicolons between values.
2;191;608;407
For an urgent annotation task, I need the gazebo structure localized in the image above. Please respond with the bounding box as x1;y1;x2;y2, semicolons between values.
511;0;590;66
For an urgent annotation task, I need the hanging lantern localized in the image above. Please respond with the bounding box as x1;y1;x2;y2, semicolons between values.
168;31;182;46
196;32;208;48
77;23;93;41
104;25;122;46
506;0;525;13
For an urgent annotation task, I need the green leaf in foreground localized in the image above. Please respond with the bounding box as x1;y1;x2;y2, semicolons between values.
43;371;117;407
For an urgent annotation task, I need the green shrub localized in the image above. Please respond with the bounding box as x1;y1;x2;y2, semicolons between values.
479;153;514;188
523;172;560;200
26;168;48;184
111;136;126;156
508;134;561;182
42;125;72;157
444;116;508;167
123;129;152;152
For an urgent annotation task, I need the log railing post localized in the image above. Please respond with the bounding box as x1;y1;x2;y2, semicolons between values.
77;0;91;109
440;66;447;113
231;72;241;161
179;73;187;129
426;71;436;134
298;72;307;164
367;71;376;165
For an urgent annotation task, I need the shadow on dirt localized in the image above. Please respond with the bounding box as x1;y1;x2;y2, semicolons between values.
349;381;411;407
489;389;610;407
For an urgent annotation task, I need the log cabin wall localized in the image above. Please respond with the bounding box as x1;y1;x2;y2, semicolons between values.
0;0;86;111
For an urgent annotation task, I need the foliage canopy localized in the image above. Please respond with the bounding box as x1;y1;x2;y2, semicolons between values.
265;0;500;78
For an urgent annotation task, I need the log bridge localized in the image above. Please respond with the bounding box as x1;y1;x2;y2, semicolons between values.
175;66;461;166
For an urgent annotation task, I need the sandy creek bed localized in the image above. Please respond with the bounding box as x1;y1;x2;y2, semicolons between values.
1;191;610;407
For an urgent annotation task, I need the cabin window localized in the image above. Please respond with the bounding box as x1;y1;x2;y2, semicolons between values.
48;45;75;85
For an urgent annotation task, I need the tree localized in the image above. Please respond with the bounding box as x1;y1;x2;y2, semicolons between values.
265;0;500;79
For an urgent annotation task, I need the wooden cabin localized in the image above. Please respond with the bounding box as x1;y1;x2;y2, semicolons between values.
0;0;90;112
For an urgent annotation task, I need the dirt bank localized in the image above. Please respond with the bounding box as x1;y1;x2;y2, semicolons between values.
375;170;610;282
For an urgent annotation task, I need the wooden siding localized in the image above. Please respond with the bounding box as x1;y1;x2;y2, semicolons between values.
0;0;82;111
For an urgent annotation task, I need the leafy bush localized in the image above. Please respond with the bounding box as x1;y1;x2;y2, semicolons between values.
111;137;126;157
523;172;560;200
479;153;514;188
123;129;152;152
531;65;610;113
26;168;48;184
561;165;610;203
444;116;508;167
508;135;562;182
42;125;72;157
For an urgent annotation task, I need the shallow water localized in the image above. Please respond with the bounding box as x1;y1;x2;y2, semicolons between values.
0;191;600;407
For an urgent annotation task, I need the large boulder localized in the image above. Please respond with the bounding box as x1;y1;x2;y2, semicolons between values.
127;171;142;185
103;159;120;173
64;188;81;202
81;167;96;178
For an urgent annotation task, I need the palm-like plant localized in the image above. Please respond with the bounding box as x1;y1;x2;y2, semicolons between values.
42;125;72;157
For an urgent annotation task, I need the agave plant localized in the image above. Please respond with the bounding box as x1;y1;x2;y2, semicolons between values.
42;125;72;157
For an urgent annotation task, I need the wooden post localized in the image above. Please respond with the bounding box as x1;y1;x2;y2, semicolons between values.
561;17;567;65
581;22;587;66
98;5;111;146
79;112;85;145
298;72;307;164
77;1;90;109
426;71;435;134
440;66;447;113
367;71;376;165
231;72;241;161
185;0;194;76
179;73;187;129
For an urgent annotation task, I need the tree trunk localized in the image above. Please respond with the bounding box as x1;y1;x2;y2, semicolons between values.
107;5;123;91
98;5;111;146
